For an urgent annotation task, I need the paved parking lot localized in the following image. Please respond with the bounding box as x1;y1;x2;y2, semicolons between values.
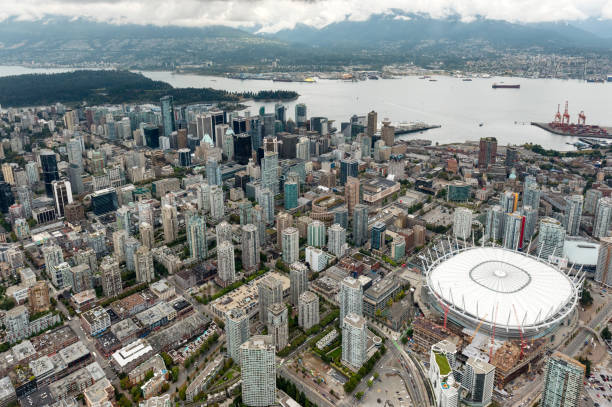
585;368;612;407
360;370;412;407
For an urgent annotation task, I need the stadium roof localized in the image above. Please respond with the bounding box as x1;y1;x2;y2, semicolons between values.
427;247;578;335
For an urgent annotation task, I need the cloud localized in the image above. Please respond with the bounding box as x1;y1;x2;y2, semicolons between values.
0;0;611;32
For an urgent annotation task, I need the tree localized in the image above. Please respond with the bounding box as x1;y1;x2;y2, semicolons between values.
355;392;364;400
602;327;611;341
580;288;593;307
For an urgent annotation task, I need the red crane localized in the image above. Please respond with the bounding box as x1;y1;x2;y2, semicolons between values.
578;110;586;125
489;304;498;359
512;304;527;359
434;295;450;329
554;104;562;123
562;101;571;125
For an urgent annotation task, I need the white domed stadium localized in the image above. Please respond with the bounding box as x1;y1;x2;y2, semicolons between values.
426;246;580;339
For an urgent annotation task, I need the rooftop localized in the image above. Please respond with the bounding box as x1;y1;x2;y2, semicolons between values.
434;352;451;376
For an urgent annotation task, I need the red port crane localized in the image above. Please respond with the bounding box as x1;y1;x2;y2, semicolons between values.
562;101;571;125
554;104;562;123
578;110;586;125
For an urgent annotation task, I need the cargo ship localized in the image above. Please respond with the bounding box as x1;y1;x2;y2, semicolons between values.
492;83;520;89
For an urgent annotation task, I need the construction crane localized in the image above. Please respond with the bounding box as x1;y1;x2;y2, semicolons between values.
467;313;488;344
433;295;450;329
512;304;527;359
562;101;571;125
578;110;586;125
489;304;498;359
554;104;562;123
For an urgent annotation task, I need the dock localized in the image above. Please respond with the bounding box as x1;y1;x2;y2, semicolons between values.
394;123;441;136
531;122;612;139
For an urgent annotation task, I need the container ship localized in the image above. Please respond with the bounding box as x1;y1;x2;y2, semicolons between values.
492;83;520;89
531;101;612;139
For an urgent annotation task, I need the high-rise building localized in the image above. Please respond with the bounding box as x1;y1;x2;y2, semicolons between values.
281;227;299;264
216;221;232;244
538;217;565;260
160;95;175;137
295;103;307;128
276;212;293;249
258;276;283;324
196;182;210;213
345;176;360;215
261;151;279;194
541;351;585;407
342;313;367;369
225;308;249;362
522;205;538;241
256;188;274;225
333;207;349;230
503;212;525;250
429;341;459;407
16;186;32;219
585;189;603;215
28;281;50;314
296;137;310;161
340;159;359;185
25;161;38;184
328;223;347;258
116;206;131;235
594;197;612;238
134;246;154;283
523;183;541;213
209;185;225;220
307;220;326;248
67;164;84;195
290;261;308;306
505;146;518;168
500;190;519;214
43;244;64;271
366;110;377;138
563;195;583;236
240;336;276;407
52;179;73;218
352;204;369;247
139;222;154;249
284;181;298;210
340;276;363;322
91;188;118;215
381;119;394;147
40;150;59;197
67;138;83;168
161;204;178;244
100;256;122;298
124;237;141;271
187;215;207;260
596;237;612;286
478;137;497;168
233;133;252;165
1;163;14;185
206;158;221;186
113;230;127;262
452;207;472;240
241;224;260;270
462;358;495;406
485;205;504;242
0;182;13;214
217;241;235;286
298;291;319;330
267;303;288;351
371;221;387;250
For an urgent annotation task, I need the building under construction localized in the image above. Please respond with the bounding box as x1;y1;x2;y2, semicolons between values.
412;316;462;354
489;339;547;389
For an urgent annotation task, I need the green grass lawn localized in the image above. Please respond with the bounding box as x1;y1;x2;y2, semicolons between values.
326;346;342;361
434;352;451;375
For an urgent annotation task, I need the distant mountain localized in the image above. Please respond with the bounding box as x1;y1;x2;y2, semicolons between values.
268;13;611;51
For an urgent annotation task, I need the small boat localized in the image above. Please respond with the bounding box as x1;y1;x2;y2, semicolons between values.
479;123;484;127
462;78;472;81
429;79;437;82
492;83;520;89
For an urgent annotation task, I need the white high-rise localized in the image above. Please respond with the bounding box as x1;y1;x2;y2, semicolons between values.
225;308;249;362
241;224;260;271
216;221;232;244
134;246;154;283
298;291;319;330
240;335;276;407
462;358;495;406
327;223;347;257
209;185;224;220
538;217;565;260
281;227;299;264
258;276;283;324
340;276;363;322
452;207;472;240
341;313;367;369
161;204;178;244
217;241;236;286
593;197;612;238
289;261;308;305
307;220;326;247
563;195;583;236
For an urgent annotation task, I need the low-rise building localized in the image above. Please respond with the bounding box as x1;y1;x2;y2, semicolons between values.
185;355;224;402
80;307;111;336
111;339;154;373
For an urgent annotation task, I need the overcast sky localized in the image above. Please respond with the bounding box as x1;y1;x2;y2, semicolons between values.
1;0;612;32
